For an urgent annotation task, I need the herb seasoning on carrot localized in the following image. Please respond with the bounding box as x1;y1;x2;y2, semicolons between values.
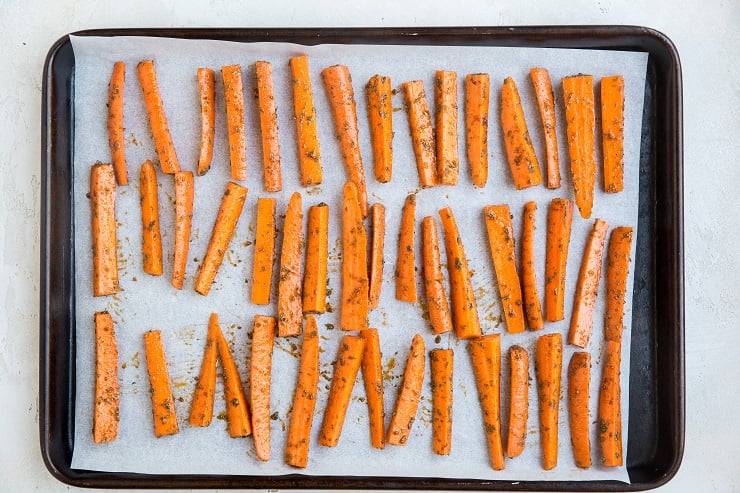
196;67;216;176
501;76;542;189
601;75;625;193
366;74;393;183
387;334;426;446
143;330;179;437
395;194;417;302
568;351;591;468
599;340;623;467
530;68;560;189
421;216;453;335
90;163;120;297
188;313;219;427
360;328;385;449
368;203;386;309
340;182;369;331
250;315;276;461
303;203;329;314
107;61;127;185
605;227;633;343
545;198;574;322
403;80;438;188
430;348;453;455
221;64;247;181
137;60;180;174
435;70;459;185
172;171;194;290
562;74;596;218
535;333;563;470
214;315;252;437
521;201;544;329
464;73;490;188
506;345;529;458
251;197;277;305
256;61;283;192
93;311;120;443
289;55;323;187
277;192;304;337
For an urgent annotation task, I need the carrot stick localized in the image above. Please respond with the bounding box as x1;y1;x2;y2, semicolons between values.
250;315;276;461
435;70;459;185
395;194;417;302
501;76;542;189
285;315;320;467
506;345;529;458
598;340;623;467
530;68;560;189
535;333;563;470
321;65;368;216
136;60;180;174
439;206;481;340
464;73;490;188
368;203;386;309
290;55;323;187
421;216;453;335
196;67;216;176
601;75;625;193
251;197;277;305
221;64;247;181
403;80;438;188
255;61;283;192
562;74;596;218
302;203;329;314
188;313;219;427
360;328;385;449
568;351;591;468
545;198;574;322
605;227;633;343
319;334;366;447
213;314;252;437
93;311;120;443
172;171;194;289
521;201;544;330
483;205;525;334
139;160;163;276
469;334;505;470
90;163;120;297
569;218;609;348
387;334;426;446
366;74;393;183
278;192;304;337
107;61;127;185
430;348;453;455
143;330;179;437
194;182;248;296
340;181;369;331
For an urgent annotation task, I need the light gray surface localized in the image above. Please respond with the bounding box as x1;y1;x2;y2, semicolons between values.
1;0;738;492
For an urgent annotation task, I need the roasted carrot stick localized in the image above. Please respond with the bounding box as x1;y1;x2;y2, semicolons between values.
421;216;453;335
605;227;633;343
278;192;304;337
430;348;453;455
435;70;459;185
143;330;179;437
322;65;368;216
319;334;366;447
139;160;163;276
290;55;323;187
484;205;525;334
545;198;574;322
188;313;219;427
469;334;505;470
506;345;529;458
285;316;321;468
255;61;283;192
599;340;623;467
501;76;542;189
93;311;120;443
464;73;490;188
366;74;393;183
303;203;329;314
530;68;560;189
340;182;369;331
221;64;247;181
360;328;385;449
568;351;591;468
439;206;481;340
214;314;252;437
535;333;563;470
368;203;386;309
387;334;426;446
601;75;625;193
137;60;180;174
107;61;127;185
196;67;216;176
172;171;194;289
250;315;276;461
251;197;277;305
569;218;609;348
395;194;417;302
194;182;248;296
90;163;120;297
562;74;596;218
521;201;544;330
403;80;438;188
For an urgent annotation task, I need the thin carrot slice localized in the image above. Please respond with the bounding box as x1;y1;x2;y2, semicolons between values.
403;80;438;188
387;334;426;446
368;203;386;309
107;61;127;185
143;330;179;437
251;197;277;305
545;198;574;322
469;334;505;470
366;74;393;183
530;68;560;189
93;311;120;443
430;348;453;455
196;67;216;176
90;163;120;297
340;182;369;331
214;315;252;437
172;171;194;289
255;61;283;192
360;328;385;449
501;76;542;189
221;64;247;181
277;192;304;337
562;74;596;218
188;313;219;427
250;315;276;461
464;73;490;188
599;340;623;467
302;203;329;314
435;70;459;185
290;55;323;187
139;160;163;276
605;227;633;343
506;345;529;458
521;201;544;330
137;60;180;174
535;333;563;470
421;216;453;335
601;75;625;193
568;351;592;468
395;194;417;302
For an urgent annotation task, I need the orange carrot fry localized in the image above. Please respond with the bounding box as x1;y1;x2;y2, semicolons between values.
403;80;438;188
172;171;194;289
366;74;393;183
256;61;283;192
464;73;490;188
250;315;276;461
277;192;304;337
506;345;529;458
530;68;560;189
421;216;453;335
430;348;453;455
143;330;179;437
93;311;120;443
290;55;323;187
251;198;277;305
395;194;417;302
214;314;252;437
601;75;625;193
469;334;505;470
303;203;329;314
521;201;544;330
545;198;574;322
221;64;247;181
107;61;127;185
599;340;623;467
535;333;563;470
340;182;369;331
435;70;460;185
568;351;592;468
188;313;219;427
360;328;385;449
501;76;542;189
368;203;386;309
137;60;180;174
562;74;596;218
605;227;633;343
139;160;163;276
90;163;120;297
196;67;216;176
387;334;426;446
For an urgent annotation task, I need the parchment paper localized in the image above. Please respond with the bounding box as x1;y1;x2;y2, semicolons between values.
70;35;646;483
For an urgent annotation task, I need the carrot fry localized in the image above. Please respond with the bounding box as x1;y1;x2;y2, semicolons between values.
290;55;323;187
569;218;609;348
366;74;393;183
143;330;179;437
256;61;283;192
172;171;194;289
387;334;426;446
319;334;366;446
285;316;321;467
599;340;623;467
90;163;120;297
322;65;368;216
214;314;252;437
196;67;216;176
360;328;385;449
139;160;163;276
521;201;544;329
464;73;490;188
250;315;276;461
277;192;304;337
93;311;120;443
501;76;542;189
545;198;574;322
395;194;417;302
568;351;592;468
107;61;127;185
368;203;386;309
530;68;560;189
484;205;526;334
535;333;563;470
403;80;438;188
194;182;248;296
137;60;180;174
562;74;597;218
188;313;219;427
605;227;633;343
340;182;369;331
221;64;247;181
303;203;329;314
469;334;505;470
439;206;481;340
421;216;453;335
506;345;529;458
251;198;277;305
435;70;460;185
430;348;453;455
601;75;625;193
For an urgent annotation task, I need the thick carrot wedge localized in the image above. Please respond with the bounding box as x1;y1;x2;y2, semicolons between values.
143;330;179;437
464;73;490;188
435;70;459;185
469;334;505;470
256;61;283;192
93;312;120;443
90;163;120;297
290;55;323;187
368;203;386;309
172;171;194;289
137;60;180;174
251;197;277;305
250;315;276;461
521;201;544;330
278;192;304;337
188;313;218;427
430;348;453;455
535;333;563;470
501;76;542;189
421;216;453;335
221;64;247;181
545;198;574;322
562;75;596;218
530;68;560;189
107;61;127;185
196;67;216;176
403;80;438;188
601;75;625;193
214;315;252;437
506;345;529;458
303;203;329;314
599;340;623;467
605;227;633;343
387;334;426;446
139;160;163;276
340;182;369;331
366;74;393;183
395;194;417;302
360;328;385;449
568;351;591;468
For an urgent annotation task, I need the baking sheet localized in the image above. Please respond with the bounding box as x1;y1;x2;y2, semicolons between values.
69;35;646;482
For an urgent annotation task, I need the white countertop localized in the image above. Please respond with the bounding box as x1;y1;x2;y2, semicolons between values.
1;1;737;492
